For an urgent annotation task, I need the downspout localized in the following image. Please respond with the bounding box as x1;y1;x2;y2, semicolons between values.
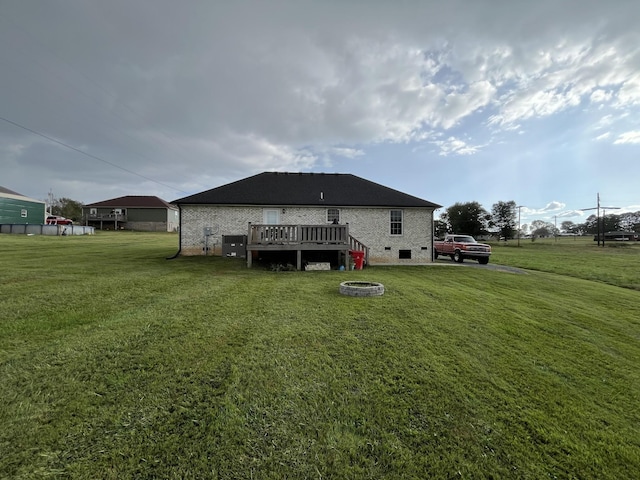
166;204;182;260
432;208;437;262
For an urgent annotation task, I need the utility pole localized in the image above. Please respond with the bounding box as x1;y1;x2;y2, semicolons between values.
47;189;54;216
517;205;524;247
581;193;619;247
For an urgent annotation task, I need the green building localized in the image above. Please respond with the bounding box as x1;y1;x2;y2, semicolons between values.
0;186;46;224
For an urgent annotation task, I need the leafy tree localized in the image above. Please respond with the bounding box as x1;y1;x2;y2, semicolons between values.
577;213;624;237
52;197;83;222
560;220;576;234
602;214;621;233
445;201;490;237
490;200;517;239
530;220;557;238
620;211;640;232
433;219;448;239
581;214;599;235
560;220;586;235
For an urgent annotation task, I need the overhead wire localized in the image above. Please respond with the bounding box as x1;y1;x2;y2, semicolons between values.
0;10;204;195
0;116;188;195
0;11;197;161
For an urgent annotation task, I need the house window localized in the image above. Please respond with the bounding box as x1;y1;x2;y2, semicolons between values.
90;208;97;215
21;209;28;218
263;209;280;224
327;208;340;223
390;210;403;235
399;249;412;259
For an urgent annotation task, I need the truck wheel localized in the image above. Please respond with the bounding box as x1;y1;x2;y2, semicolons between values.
434;250;439;259
478;257;489;265
454;251;464;263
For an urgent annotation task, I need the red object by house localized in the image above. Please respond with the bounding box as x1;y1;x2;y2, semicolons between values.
349;250;365;270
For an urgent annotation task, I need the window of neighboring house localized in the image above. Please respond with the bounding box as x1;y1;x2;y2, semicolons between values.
21;209;27;218
399;249;412;259
90;208;97;215
390;210;403;235
327;208;340;223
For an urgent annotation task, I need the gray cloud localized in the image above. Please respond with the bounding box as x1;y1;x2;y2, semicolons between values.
2;0;639;206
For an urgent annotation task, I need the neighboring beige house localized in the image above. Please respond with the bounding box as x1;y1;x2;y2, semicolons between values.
172;172;441;269
83;196;179;232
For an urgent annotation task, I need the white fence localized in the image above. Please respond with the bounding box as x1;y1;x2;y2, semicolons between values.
0;224;95;236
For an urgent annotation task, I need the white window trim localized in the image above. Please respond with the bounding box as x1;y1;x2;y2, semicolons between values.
390;209;403;236
327;208;340;223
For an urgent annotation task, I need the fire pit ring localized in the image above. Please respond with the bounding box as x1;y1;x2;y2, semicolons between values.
339;281;385;297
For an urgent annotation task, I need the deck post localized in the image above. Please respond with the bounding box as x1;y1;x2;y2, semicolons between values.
247;222;252;268
297;250;302;271
345;223;350;270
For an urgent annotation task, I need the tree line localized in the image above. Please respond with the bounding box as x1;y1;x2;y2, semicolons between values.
436;201;640;239
49;197;83;221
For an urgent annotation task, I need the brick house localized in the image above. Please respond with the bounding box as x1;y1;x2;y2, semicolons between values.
173;172;441;269
83;196;179;232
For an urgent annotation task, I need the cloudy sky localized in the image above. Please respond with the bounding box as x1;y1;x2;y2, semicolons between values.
2;0;639;223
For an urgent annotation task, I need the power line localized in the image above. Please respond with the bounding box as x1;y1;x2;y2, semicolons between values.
0;11;194;168
1;116;188;195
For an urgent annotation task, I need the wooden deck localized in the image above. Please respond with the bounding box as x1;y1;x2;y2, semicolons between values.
86;213;127;230
246;223;368;270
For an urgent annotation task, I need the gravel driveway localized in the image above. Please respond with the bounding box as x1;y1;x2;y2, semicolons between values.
433;259;528;274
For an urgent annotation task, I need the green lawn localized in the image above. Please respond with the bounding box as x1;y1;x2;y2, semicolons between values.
489;236;640;290
1;232;639;479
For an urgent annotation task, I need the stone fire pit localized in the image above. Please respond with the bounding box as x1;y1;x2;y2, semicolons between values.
339;281;385;297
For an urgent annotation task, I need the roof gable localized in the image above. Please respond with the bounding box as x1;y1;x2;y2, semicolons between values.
173;172;441;208
0;186;22;196
85;195;177;209
0;186;45;204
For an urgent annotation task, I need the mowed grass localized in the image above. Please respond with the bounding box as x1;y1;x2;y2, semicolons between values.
489;236;640;290
1;233;639;479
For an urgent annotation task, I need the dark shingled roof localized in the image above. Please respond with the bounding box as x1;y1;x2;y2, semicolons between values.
0;186;44;203
173;172;441;208
0;186;24;196
85;195;177;209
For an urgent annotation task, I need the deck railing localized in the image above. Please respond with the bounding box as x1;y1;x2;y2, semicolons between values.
247;223;370;269
248;224;348;245
349;235;368;254
87;213;127;221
